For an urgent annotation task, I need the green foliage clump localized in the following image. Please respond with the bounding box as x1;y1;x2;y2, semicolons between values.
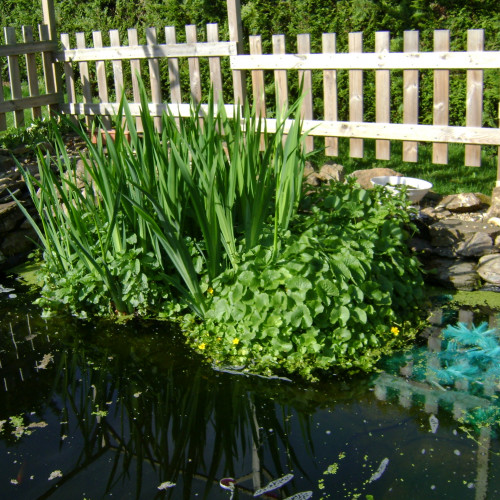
185;179;425;379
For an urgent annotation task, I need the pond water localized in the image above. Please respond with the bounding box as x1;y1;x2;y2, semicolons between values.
1;278;499;500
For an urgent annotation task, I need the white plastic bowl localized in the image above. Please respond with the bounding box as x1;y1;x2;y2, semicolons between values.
370;175;433;203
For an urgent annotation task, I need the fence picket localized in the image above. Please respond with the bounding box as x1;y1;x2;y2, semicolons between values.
273;35;288;114
127;29;143;132
39;24;58;116
433;30;449;164
61;33;77;124
322;33;338;156
186;25;202;107
76;32;92;128
465;29;484;167
375;31;390;160
110;30;124;102
93;30;111;129
349;32;363;158
207;24;223;103
403;31;419;162
22;26;41;120
297;34;314;153
5;27;24;127
249;35;266;117
146;27;162;131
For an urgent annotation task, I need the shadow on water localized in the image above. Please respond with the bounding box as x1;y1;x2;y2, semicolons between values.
1;279;500;499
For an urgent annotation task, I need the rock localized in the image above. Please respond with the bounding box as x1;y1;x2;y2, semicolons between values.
350;168;401;190
486;186;500;218
424;258;479;291
0;227;38;256
438;192;484;213
317;162;344;183
477;254;500;285
456;232;496;257
420;206;452;221
0;201;25;233
0;154;16;170
429;219;500;247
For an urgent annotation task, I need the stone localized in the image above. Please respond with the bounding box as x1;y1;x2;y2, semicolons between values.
477;254;500;285
489;217;500;227
0;154;16;170
456;232;495;257
0;227;38;256
350;168;400;190
429;219;500;247
424;258;479;291
0;201;25;233
438;192;484;213
317;162;344;183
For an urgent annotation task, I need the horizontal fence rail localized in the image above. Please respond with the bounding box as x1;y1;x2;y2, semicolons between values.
0;24;61;130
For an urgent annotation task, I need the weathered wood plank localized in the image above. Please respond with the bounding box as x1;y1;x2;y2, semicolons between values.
92;30;111;128
127;28;143;132
349;32;363;158
55;42;237;62
323;33;338;156
186;25;202;106
110;30;124;101
5;27;25;127
207;23;223;102
146;27;162;130
57;102;500;146
22;26;42;120
61;33;77;123
249;35;266;116
0;40;56;58
375;31;390;160
273;35;288;114
433;30;450;164
165;26;182;128
0;93;61;113
227;0;246;105
230;51;500;70
76;32;92;128
297;34;314;153
39;24;58;116
465;29;484;167
403;31;419;162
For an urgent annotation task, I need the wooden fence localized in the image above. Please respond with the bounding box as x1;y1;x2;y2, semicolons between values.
0;24;61;130
1;20;499;174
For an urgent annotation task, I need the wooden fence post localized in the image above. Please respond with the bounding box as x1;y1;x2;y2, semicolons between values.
41;0;57;42
226;0;246;105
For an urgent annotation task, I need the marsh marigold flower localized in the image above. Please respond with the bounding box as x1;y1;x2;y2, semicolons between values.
232;338;239;345
198;343;206;350
391;326;400;336
207;287;214;295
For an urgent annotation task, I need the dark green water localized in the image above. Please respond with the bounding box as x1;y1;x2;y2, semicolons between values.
1;279;499;499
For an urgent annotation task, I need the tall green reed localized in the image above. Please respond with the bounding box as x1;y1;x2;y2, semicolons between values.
16;78;309;318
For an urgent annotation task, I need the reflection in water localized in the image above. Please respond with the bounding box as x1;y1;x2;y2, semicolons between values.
0;285;500;499
374;307;500;500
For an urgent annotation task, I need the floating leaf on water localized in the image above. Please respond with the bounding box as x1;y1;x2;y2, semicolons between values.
254;473;294;496
0;285;15;293
48;470;62;480
35;353;54;370
429;414;439;434
284;492;313;500
368;458;389;483
157;481;176;490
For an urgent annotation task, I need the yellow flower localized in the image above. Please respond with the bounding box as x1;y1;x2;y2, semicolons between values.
198;343;206;350
232;338;240;345
207;287;214;295
391;326;400;336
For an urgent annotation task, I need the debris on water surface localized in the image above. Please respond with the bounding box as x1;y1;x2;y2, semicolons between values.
429;414;439;434
254;474;294;496
0;285;15;293
367;458;389;483
220;478;236;490
157;481;176;490
283;492;313;500
35;353;54;370
48;470;62;480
